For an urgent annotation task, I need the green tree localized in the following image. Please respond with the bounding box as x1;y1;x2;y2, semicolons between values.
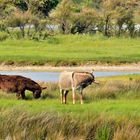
38;0;59;16
49;0;74;34
96;0;139;37
7;9;32;38
12;0;59;16
0;0;16;33
115;0;139;37
97;0;117;36
71;7;99;34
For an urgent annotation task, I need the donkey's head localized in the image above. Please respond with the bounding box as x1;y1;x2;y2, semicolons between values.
33;89;41;99
90;69;99;84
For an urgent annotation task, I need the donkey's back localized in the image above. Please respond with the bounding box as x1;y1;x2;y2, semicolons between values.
59;71;73;90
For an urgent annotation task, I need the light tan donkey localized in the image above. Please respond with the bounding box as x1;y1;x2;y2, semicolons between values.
59;70;98;104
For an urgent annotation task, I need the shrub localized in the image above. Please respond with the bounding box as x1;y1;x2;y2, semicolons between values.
0;32;9;41
12;30;23;39
0;21;7;31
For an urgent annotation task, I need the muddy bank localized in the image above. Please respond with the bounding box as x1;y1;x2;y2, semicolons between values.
0;63;140;71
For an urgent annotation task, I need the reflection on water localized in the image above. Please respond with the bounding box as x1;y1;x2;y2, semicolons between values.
0;71;139;82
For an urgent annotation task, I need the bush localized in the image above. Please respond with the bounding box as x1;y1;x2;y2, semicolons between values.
12;30;23;39
0;21;7;31
0;32;9;41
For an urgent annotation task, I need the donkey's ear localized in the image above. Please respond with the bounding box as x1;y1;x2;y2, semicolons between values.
90;69;94;74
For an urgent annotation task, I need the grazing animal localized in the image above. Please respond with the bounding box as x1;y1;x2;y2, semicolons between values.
59;71;98;104
0;74;47;99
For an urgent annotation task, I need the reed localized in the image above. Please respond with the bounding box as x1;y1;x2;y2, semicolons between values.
0;110;140;140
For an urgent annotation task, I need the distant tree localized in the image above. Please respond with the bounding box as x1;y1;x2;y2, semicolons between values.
0;0;16;32
7;9;32;37
38;0;59;16
117;0;139;37
14;0;28;11
97;0;117;36
71;7;99;34
49;0;74;34
11;0;59;16
0;0;15;17
0;0;56;39
1;0;140;37
97;0;139;37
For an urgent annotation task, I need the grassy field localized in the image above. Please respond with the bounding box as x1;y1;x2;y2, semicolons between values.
0;34;140;66
0;74;140;139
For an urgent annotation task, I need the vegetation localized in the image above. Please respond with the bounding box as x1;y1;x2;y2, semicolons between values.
0;34;139;66
0;0;139;139
0;0;140;39
0;74;140;139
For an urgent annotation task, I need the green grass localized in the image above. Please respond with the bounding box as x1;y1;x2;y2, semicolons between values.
0;34;140;65
0;74;140;139
0;74;139;116
0;98;140;118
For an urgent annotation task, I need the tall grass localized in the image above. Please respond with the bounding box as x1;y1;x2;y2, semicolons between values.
40;75;140;101
0;34;140;66
0;110;140;140
0;75;140;139
113;123;140;140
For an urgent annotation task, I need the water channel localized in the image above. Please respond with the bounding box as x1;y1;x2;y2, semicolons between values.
0;70;140;82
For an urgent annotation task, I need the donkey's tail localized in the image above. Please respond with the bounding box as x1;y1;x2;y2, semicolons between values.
93;81;100;84
41;86;47;90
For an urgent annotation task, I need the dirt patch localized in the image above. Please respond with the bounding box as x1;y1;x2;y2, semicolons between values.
0;63;140;72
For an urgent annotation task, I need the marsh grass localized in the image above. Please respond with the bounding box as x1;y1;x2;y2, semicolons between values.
0;34;140;66
82;76;140;101
1;110;140;140
0;75;140;139
1;77;139;102
40;75;140;102
113;123;140;140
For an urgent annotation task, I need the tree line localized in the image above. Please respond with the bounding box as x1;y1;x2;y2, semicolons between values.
0;0;140;40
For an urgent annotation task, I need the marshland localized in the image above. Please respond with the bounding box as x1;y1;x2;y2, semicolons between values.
1;0;140;139
0;35;140;66
0;74;140;140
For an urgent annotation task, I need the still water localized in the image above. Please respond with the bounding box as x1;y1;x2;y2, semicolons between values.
0;71;140;82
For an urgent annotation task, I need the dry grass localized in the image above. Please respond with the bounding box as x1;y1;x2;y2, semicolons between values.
0;110;140;140
113;123;140;140
85;77;140;101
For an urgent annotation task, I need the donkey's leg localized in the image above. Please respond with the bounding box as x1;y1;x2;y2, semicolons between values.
60;89;64;104
16;91;22;99
64;90;69;104
79;90;84;104
21;90;26;99
16;90;25;99
72;87;76;104
16;92;21;99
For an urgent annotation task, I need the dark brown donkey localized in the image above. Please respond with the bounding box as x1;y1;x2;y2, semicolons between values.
0;74;47;99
